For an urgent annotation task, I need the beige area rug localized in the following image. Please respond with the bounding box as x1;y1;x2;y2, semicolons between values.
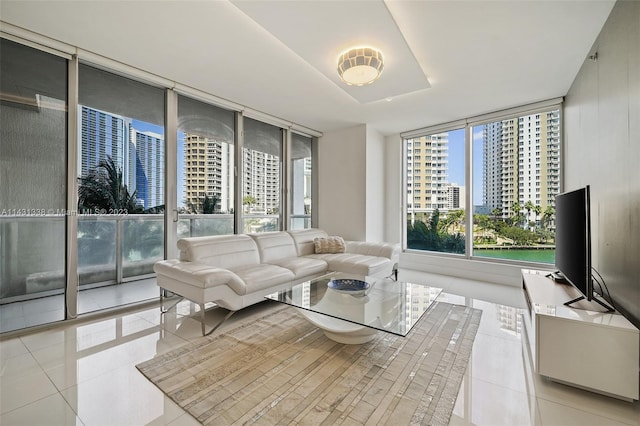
136;302;482;425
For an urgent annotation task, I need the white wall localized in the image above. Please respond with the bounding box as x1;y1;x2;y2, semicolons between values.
384;133;403;245
563;0;640;327
317;125;367;240
318;125;401;243
365;126;385;242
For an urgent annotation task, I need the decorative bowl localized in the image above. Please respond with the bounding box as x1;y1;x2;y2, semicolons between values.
327;279;370;295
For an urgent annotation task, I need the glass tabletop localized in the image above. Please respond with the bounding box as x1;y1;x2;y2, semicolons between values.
265;272;443;337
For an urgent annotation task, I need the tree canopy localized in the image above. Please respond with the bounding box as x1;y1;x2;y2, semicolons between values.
78;156;142;214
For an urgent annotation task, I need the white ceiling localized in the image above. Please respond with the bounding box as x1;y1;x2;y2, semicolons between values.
0;0;615;136
232;0;431;104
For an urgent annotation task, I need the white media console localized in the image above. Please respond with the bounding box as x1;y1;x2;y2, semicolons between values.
521;269;639;401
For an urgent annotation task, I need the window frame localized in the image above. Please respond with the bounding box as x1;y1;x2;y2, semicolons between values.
0;32;320;332
401;99;563;270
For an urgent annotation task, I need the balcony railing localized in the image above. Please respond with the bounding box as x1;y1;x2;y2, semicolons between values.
1;212;311;305
1;214;234;304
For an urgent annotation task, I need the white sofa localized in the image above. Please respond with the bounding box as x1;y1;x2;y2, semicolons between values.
154;228;399;334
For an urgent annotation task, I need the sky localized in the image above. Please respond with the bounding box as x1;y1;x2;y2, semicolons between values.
446;127;485;206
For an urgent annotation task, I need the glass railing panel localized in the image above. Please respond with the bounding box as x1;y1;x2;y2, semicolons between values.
242;215;279;233
122;215;164;279
0;217;66;301
78;216;117;286
177;215;234;238
0;216;66;333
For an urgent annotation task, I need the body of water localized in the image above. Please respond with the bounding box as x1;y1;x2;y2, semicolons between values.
474;248;555;264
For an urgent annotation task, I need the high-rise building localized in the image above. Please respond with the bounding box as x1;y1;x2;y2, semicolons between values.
406;133;449;215
79;106;132;179
483;121;503;213
133;129;164;209
183;134;234;213
443;183;464;210
482;110;561;223
500;118;518;218
242;148;280;214
79;105;165;210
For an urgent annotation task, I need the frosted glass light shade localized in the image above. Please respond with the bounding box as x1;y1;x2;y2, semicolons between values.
337;47;384;86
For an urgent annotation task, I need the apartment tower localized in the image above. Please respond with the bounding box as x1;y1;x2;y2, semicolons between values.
183;134;234;213
133;129;164;210
80;106;166;210
79;106;131;179
483;110;561;222
242;148;280;214
407;133;450;217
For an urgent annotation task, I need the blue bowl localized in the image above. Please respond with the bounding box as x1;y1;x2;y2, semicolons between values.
328;279;370;294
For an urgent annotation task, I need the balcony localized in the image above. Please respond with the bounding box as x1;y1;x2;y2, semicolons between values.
0;213;236;333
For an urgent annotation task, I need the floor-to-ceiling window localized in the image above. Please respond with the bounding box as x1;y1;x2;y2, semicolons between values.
471;109;560;263
0;39;68;332
242;118;283;233
77;64;165;313
406;128;466;255
0;34;317;333
290;133;312;229
403;104;561;265
177;95;235;237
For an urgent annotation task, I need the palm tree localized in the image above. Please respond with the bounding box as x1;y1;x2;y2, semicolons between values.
534;204;542;226
511;201;522;226
78;156;142;213
476;214;492;242
524;200;535;227
542;205;555;231
440;209;464;234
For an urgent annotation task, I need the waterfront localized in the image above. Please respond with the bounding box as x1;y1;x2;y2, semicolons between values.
474;248;555;264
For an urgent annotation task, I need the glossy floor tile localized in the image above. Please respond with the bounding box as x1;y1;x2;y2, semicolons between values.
1;271;638;425
0;279;158;333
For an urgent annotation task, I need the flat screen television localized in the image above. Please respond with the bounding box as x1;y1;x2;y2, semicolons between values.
554;185;613;311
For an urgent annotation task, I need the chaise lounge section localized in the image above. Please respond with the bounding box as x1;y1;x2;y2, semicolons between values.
154;228;399;334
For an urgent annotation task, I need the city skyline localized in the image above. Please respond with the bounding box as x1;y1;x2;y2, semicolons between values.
79;106;165;210
406;109;561;219
78;106;306;215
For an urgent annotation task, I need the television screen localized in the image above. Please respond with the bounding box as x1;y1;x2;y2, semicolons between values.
555;186;592;300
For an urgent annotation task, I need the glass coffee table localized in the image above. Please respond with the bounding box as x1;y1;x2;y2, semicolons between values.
265;272;442;344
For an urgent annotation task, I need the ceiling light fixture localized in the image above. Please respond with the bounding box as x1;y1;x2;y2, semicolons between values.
337;47;384;86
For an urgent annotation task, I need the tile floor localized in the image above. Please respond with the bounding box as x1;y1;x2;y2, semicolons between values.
0;270;638;425
0;279;159;334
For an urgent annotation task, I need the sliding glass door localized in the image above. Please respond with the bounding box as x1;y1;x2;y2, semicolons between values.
0;39;68;332
0;35;317;333
77;64;165;313
177;95;235;237
242;118;283;233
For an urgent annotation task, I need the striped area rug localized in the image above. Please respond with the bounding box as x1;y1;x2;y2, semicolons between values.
136;301;482;425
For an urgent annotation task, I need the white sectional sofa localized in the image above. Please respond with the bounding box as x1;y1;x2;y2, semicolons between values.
154;228;399;334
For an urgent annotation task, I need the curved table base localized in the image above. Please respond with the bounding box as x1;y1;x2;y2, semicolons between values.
296;308;378;344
